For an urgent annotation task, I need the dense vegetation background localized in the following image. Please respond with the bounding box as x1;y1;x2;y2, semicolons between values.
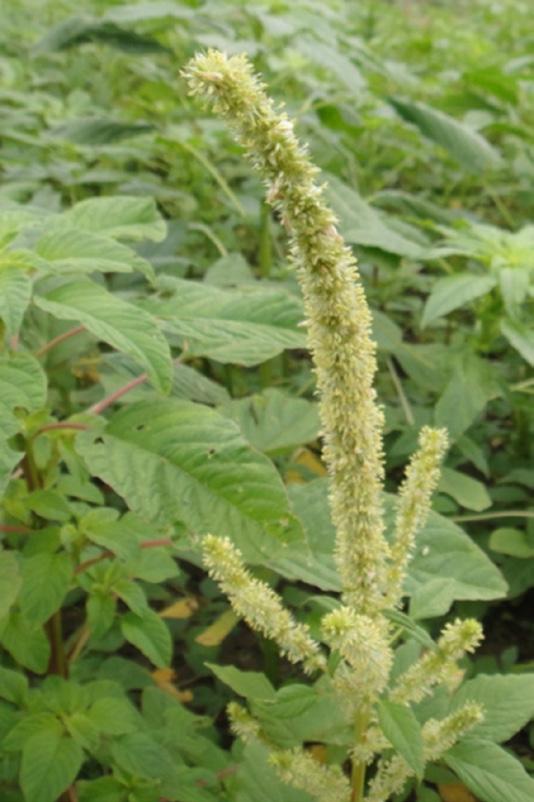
0;1;533;801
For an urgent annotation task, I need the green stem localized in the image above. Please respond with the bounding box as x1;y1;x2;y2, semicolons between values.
259;200;272;277
351;711;368;802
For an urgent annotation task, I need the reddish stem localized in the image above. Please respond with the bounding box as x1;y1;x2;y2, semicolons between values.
35;325;85;357
39;422;89;434
75;537;173;575
0;523;32;534
89;372;148;415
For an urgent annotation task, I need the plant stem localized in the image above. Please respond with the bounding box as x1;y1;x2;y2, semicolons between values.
258;200;272;277
89;371;148;415
35;326;85;357
47;610;68;678
351;711;368;802
453;510;534;522
38;422;89;434
386;356;414;426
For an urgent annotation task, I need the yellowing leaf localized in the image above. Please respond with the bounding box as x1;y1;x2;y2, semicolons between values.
151;668;193;703
439;783;478;802
285;448;327;484
160;596;199;619
195;609;238;646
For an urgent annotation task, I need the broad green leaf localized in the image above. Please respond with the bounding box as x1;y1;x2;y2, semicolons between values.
500;318;534;366
450;674;534;743
110;732;182;790
0;551;21;619
234;741;311;802
21;731;83;802
0;264;32;339
251;680;349;748
62;196;166;242
76;399;303;562
0;666;28;705
3;713;63;752
34;278;172;392
445;739;534;802
422;274;496;327
499;267;530;314
435;356;499;441
26;489;72;522
377;700;424;779
34;227;151;276
0;352;47;414
219;389;320;454
326;177;427;258
79;509;145;560
0;611;50;673
273;480;506;615
20;552;72;624
439;467;491;511
39;15;167;54
206;663;275;700
88;697;140;735
489;528;534;558
389;98;502;171
51;117;153;145
144;277;306;367
78;776;126;802
100;354;230;407
121;609;172;668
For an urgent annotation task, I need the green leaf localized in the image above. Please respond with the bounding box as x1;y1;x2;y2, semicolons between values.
34;227;151;276
445;738;534;802
489;528;534;559
422;274;496;327
377;699;424;779
450;674;534;743
34;278;172;393
389;98;502;171
0;611;50;673
273;480;506;615
234;741;311;802
251;680;348;748
206;663;275;700
0;551;21;619
78;776;126;802
26;489;72;522
62;195;166;242
88;697;140;735
20;552;72;624
500;318;534;366
20;732;83;802
51;117;154;145
76;399;302;562
39;16;167;54
219;389;320;454
144;277;307;367
0;265;32;339
435;356;499;441
439;467;491;511
120;609;172;668
0;666;28;705
326;177;427;258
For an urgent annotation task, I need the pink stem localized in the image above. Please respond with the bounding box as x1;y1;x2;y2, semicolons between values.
89;372;148;415
35;326;85;357
39;422;89;434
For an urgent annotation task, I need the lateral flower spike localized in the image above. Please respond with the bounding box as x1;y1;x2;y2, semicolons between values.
390;618;483;705
227;701;262;743
270;748;351;802
202;535;326;673
386;426;448;607
183;50;388;615
322;607;392;708
364;703;483;802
